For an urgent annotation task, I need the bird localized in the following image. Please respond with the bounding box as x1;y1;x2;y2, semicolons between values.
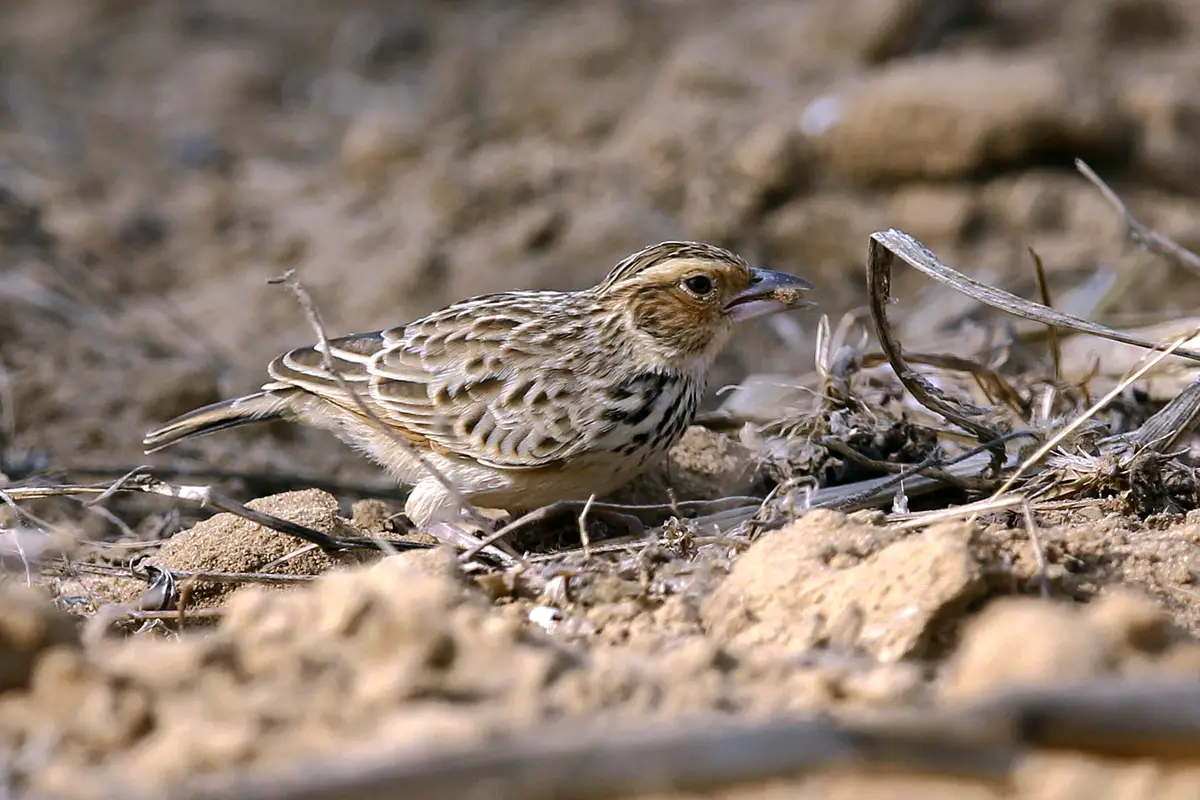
143;241;815;532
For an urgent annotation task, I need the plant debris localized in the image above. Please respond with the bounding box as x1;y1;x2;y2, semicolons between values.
6;5;1200;798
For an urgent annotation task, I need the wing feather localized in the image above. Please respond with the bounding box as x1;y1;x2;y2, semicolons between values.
266;332;382;394
263;296;601;469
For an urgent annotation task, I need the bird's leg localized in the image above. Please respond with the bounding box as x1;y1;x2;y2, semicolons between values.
424;517;523;564
456;501;647;563
534;501;647;539
577;504;646;539
405;479;521;562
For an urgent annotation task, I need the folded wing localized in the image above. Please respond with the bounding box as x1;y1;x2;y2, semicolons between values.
263;299;592;469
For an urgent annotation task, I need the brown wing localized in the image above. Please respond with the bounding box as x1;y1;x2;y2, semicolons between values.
264;330;427;448
263;294;603;469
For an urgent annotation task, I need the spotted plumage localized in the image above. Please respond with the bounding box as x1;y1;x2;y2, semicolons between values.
143;241;815;526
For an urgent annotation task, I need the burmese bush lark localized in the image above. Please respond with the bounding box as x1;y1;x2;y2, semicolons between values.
144;242;814;527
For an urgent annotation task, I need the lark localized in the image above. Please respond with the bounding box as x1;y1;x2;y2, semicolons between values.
144;242;815;530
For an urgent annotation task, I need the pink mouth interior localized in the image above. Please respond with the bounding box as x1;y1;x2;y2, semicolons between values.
724;296;786;321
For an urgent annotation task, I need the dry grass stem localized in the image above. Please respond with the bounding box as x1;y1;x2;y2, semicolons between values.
268;270;483;529
887;493;1028;530
1075;159;1200;277
577;493;595;557
1029;247;1062;384
1119;377;1200;453
868;230;1200;363
192;678;1200;800
1022;500;1051;599
62;561;316;586
65;463;409;501
3;476;429;554
988;326;1200;501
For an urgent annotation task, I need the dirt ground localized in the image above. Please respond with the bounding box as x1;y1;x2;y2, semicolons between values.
4;0;1200;797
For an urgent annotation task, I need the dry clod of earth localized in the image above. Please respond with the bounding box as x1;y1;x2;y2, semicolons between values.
816;54;1124;182
106;489;380;608
0;583;80;693
7;511;1200;798
0;552;942;797
1;562;562;798
703;510;989;660
942;589;1181;699
9;1;1200;797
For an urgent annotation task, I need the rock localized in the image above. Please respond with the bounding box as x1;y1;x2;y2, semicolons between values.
0;583;79;693
977;171;1123;237
1119;69;1200;194
667;426;763;499
884;184;980;249
376;547;462;584
722;118;809;230
703;512;984;660
941;598;1115;698
811;0;988;64
350;499;394;536
485;5;657;140
339;108;424;177
221;568;460;674
1071;0;1188;52
1087;588;1174;656
128;490;376;607
761;193;889;309
811;55;1126;183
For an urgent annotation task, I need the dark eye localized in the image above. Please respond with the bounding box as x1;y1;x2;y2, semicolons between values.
682;274;715;296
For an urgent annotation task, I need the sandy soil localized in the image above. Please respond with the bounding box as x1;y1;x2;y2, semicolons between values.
4;0;1200;797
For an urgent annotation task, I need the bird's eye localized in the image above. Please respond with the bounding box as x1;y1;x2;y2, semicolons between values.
682;274;715;296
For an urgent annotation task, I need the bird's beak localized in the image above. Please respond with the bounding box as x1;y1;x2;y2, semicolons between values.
724;268;816;321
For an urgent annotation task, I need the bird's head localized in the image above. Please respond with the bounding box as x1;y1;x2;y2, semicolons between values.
593;242;815;366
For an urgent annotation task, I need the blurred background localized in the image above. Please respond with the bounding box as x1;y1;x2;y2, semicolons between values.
3;0;1200;484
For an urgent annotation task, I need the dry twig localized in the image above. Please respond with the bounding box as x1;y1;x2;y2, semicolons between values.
188;678;1200;800
1029;247;1063;385
64;463;409;501
60;561;316;587
268;271;483;525
3;475;429;554
867;230;1200;363
1076;159;1200;277
988;327;1200;501
1118;378;1200;453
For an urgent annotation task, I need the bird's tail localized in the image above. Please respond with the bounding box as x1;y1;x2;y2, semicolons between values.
143;391;291;453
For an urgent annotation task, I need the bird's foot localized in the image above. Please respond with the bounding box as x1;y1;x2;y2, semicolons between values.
423;516;523;565
577;506;646;539
529;501;647;540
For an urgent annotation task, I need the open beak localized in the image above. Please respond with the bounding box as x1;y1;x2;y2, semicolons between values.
724;268;816;322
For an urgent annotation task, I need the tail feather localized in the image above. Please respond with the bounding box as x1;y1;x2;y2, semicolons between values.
143;391;290;453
